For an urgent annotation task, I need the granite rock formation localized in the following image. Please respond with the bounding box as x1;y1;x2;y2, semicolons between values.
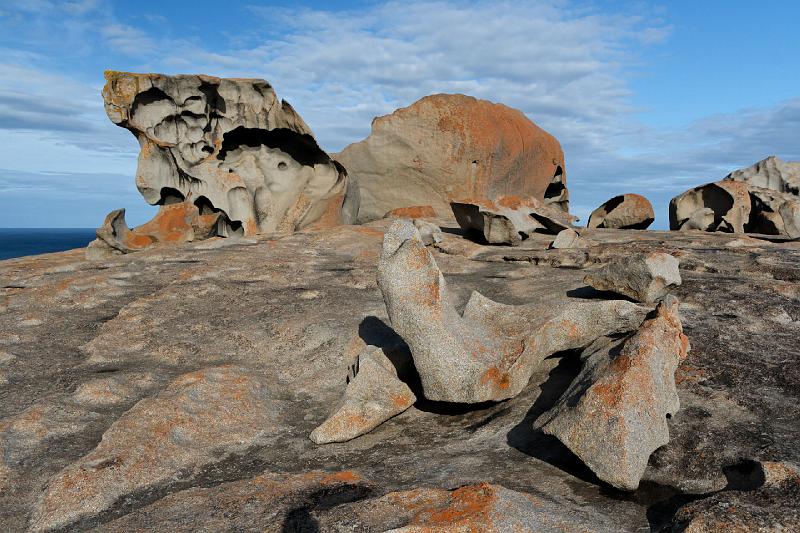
670;157;800;237
723;155;800;194
584;251;681;303
549;228;589;249
94;71;356;254
536;297;689;491
2;216;799;531
376;219;648;403
451;196;576;245
335;94;568;221
587;193;655;230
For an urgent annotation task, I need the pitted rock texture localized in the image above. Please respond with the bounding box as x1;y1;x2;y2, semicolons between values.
335;94;568;221
587;193;655;230
723;155;800;195
451;196;576;245
310;346;416;444
101;71;356;240
377;219;648;403
584;251;681;303
536;298;689;491
1;223;799;531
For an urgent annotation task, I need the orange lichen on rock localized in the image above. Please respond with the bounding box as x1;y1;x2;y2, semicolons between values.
384;205;438;219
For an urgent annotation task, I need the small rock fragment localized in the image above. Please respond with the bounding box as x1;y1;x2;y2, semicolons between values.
451;196;576;245
587;194;654;229
536;297;690;491
310;346;416;444
584;252;681;303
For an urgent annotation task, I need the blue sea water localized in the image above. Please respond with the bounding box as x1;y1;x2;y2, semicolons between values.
0;228;97;261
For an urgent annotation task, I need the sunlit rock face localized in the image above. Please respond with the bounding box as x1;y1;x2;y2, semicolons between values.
102;71;357;239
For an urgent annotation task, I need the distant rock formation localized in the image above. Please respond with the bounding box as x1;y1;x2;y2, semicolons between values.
89;71;358;257
670;159;800;238
335;94;568;221
587;193;654;229
451;196;576;245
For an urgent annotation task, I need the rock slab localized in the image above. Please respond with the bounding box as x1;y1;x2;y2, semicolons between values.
584;252;681;303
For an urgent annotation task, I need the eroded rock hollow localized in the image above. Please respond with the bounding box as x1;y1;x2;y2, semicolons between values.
89;71;358;257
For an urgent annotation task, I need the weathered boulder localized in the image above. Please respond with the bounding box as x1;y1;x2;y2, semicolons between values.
451;196;576;245
29;366;282;532
670;179;800;237
723;155;800;195
584;252;681;303
100;71;356;242
310;346;416;444
536;297;689;491
335;94;568;221
587;194;654;229
377;219;648;403
549;228;589;249
670;181;751;233
86;203;221;259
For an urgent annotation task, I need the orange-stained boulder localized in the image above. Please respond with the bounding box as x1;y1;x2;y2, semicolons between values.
336;94;568;221
588;193;655;229
86;201;221;259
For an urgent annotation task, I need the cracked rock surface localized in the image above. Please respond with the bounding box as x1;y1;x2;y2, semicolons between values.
1;222;799;531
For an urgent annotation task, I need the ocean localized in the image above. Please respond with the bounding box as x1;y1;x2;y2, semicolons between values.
0;228;97;261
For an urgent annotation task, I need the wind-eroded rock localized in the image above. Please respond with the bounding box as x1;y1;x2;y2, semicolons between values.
536;298;689;491
588;194;654;229
549;228;589;249
584;252;681;303
335;94;568;221
310;347;416;444
29;366;282;532
86;203;221;259
723;155;800;195
451;196;576;245
377;219;648;403
98;71;356;247
670;181;751;233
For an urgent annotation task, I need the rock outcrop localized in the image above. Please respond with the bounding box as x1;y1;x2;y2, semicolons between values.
536;298;689;491
3;214;800;531
377;219;648;403
549;228;589;249
584;252;681;303
94;71;356;254
310;346;416;444
587;194;654;229
670;157;800;237
670;181;751;233
451;196;576;245
335;94;568;221
723;155;800;195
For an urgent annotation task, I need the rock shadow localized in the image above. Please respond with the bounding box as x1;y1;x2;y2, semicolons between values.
506;352;602;486
566;286;637;303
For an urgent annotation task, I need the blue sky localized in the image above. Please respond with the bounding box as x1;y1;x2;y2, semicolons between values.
0;0;798;228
